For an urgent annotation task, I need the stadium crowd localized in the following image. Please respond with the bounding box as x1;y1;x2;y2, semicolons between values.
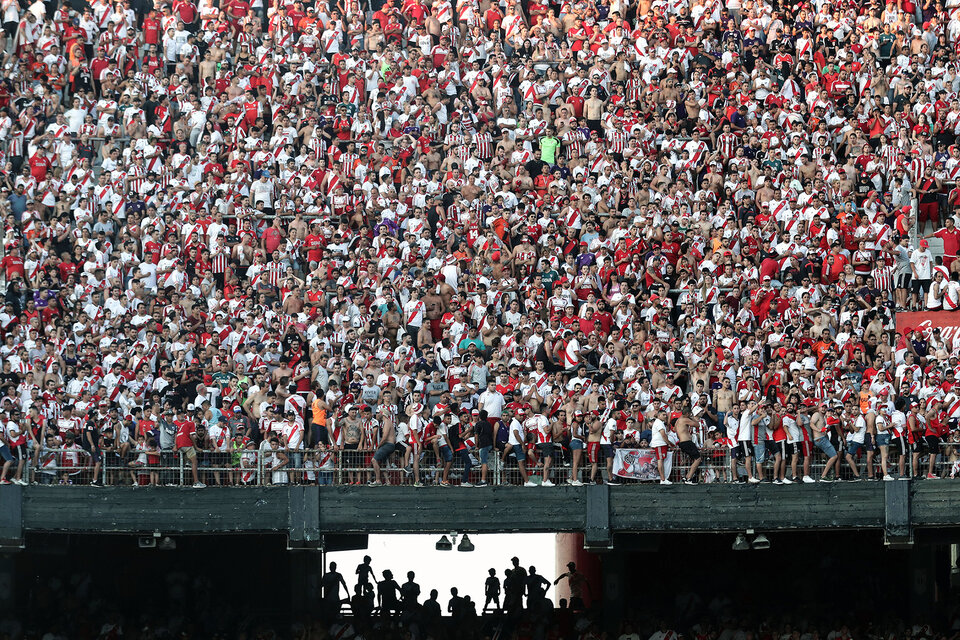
2;0;960;488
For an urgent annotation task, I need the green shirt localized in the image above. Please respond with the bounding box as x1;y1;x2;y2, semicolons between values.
539;269;560;294
761;158;783;174
458;337;486;352
539;136;560;164
878;33;895;58
212;371;236;389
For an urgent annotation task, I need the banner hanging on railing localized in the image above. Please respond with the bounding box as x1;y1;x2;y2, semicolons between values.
612;449;672;481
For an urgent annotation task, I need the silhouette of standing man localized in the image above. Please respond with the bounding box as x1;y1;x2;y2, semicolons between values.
356;555;377;596
483;567;502;613
378;569;401;616
400;570;421;615
320;561;348;619
525;566;551;612
553;561;591;611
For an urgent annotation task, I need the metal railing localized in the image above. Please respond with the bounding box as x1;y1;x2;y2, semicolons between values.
12;439;960;486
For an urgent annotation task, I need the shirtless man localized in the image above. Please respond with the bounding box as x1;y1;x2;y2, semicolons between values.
675;404;702;484
460;174;482;202
797;155;817;183
512;236;537;277
422;288;443;346
714;378;735;421
383;303;402;344
342;405;364;484
587;415;604;484
370;408;397;486
567;412;585;486
355;556;378;596
688;358;713;392
282;287;304;314
553;562;590;611
810;402;840;482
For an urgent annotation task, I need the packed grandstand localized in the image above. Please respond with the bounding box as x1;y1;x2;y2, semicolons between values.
0;0;958;487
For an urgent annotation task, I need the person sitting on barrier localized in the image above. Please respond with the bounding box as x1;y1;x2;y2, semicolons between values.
587;415;605;486
923;399;950;480
370;408;397;487
649;409;672;486
501;408;532;487
239;440;258;486
455;413;476;487
434;412;456;487
567;411;586;487
402;402;425;487
524;406;553;487
841;403;866;481
173;406;204;489
674;407;702;486
267;436;289;486
341;405;364;486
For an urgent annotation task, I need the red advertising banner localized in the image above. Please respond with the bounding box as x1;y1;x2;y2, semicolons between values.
896;311;960;340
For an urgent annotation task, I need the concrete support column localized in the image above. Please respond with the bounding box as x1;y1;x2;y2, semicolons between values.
289;550;324;616
555;533;602;609
600;550;625;632
909;544;950;625
0;555;15;615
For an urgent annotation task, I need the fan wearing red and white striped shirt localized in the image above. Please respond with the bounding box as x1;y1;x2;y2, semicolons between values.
606;122;629;156
473;123;494;160
716;125;739;160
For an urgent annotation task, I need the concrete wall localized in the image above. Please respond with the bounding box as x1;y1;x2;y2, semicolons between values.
6;481;958;547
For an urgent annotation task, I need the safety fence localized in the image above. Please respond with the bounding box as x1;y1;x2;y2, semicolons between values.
10;440;960;486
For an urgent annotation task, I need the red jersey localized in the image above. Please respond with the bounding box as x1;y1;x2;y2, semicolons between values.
174;419;197;449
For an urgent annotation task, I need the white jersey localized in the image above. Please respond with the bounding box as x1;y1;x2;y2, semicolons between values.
601;418;617;445
507;418;525;446
847;415;867;443
524;414;550;444
208;423;231;451
783;414;801;444
649;418;669;447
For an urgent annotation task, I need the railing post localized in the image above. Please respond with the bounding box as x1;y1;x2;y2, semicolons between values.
179;452;184;486
336;448;343;486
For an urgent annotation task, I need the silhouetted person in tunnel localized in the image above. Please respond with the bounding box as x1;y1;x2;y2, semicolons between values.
321;561;348;619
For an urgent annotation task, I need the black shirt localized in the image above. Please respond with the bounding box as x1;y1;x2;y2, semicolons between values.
525;158;547;179
475;419;493;448
82;421;100;451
